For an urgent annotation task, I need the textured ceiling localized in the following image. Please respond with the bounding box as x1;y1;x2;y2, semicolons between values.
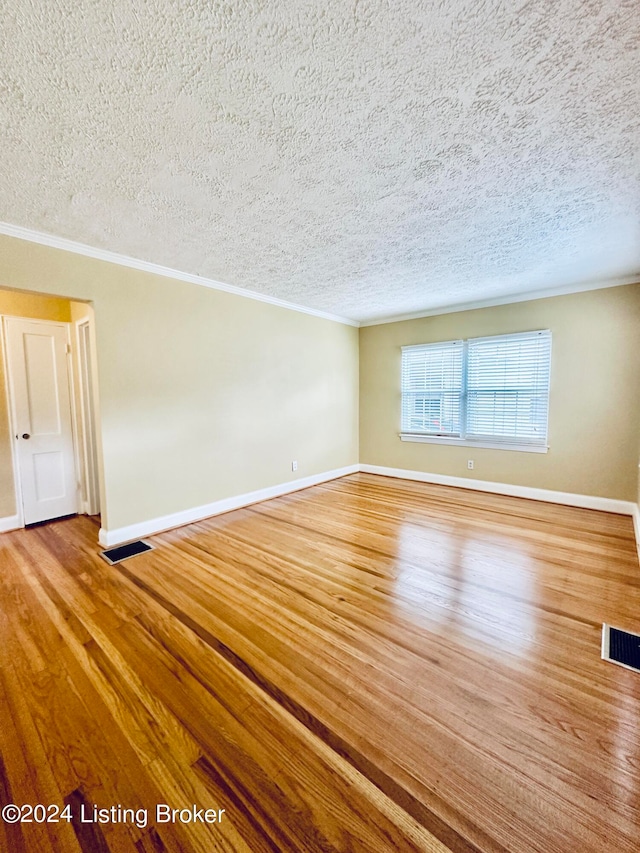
1;0;639;322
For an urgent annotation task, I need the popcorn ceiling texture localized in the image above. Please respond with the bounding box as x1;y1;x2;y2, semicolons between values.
0;0;638;322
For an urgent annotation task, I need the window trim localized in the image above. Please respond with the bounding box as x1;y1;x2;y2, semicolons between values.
399;434;548;453
400;330;551;451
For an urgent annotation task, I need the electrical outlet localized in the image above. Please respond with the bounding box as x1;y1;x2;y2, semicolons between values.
292;460;298;472
467;459;474;470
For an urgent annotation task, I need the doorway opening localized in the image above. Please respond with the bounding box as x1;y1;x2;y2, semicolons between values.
0;289;102;531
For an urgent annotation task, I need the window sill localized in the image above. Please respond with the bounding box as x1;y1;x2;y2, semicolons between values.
399;434;548;454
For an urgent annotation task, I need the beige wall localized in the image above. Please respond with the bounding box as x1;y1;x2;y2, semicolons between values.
0;234;359;531
1;230;636;534
0;289;73;517
360;284;640;501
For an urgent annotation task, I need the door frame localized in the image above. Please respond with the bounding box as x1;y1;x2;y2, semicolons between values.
1;315;79;528
74;317;100;516
0;316;23;531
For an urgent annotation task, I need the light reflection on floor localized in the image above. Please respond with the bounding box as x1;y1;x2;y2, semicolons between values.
394;519;536;656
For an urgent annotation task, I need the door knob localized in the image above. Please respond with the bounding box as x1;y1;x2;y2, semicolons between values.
22;433;30;439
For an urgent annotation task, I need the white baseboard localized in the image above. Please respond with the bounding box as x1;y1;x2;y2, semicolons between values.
0;514;21;533
99;464;359;547
359;464;638;516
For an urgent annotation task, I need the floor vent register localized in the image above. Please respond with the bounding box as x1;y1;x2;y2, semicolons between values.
602;624;640;673
100;540;154;565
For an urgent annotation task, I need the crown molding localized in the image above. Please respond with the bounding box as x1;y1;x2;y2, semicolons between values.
359;275;640;326
0;221;359;327
2;221;637;329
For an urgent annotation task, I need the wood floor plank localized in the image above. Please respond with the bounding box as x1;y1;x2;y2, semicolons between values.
0;547;151;851
126;528;628;849
131;604;447;852
1;472;639;851
0;601;82;853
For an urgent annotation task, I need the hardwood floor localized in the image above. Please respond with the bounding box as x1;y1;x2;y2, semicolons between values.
1;472;639;852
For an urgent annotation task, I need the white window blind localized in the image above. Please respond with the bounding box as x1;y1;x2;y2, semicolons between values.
401;330;551;448
401;340;463;436
466;331;551;445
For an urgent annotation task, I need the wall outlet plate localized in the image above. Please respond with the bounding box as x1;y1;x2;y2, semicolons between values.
292;460;298;472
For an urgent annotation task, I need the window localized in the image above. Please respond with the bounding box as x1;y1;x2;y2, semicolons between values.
401;330;551;450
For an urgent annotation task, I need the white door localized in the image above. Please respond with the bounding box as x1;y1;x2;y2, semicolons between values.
5;318;77;524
